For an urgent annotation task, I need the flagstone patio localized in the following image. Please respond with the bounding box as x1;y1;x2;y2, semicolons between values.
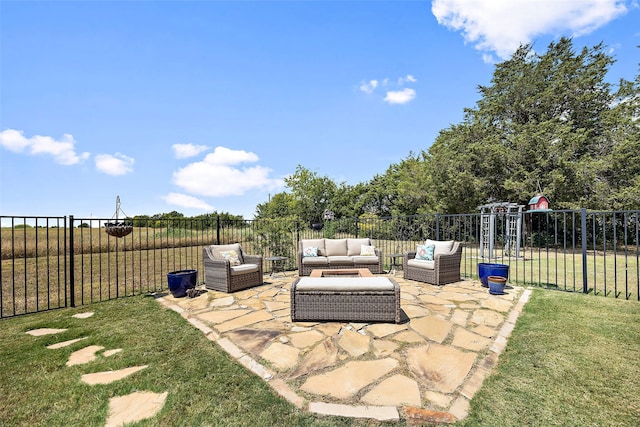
157;272;531;424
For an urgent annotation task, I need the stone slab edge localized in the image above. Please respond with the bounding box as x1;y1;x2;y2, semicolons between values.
308;402;399;421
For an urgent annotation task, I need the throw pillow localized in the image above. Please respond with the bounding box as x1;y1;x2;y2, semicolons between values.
303;246;318;257
415;244;435;261
219;250;241;266
360;245;376;256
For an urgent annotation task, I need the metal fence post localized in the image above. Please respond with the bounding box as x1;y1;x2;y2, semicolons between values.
581;208;588;294
216;215;220;244
69;215;75;307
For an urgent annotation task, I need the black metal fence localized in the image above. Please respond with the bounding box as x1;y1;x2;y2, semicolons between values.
1;209;638;318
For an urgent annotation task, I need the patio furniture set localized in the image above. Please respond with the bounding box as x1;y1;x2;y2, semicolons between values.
201;238;463;324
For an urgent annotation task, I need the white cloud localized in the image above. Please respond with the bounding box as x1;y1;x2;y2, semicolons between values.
172;146;283;197
172;143;210;159
162;192;214;210
432;0;629;59
384;88;417;105
360;75;418;104
398;74;417;85
0;128;90;165
204;146;259;165
95;153;135;176
359;79;379;94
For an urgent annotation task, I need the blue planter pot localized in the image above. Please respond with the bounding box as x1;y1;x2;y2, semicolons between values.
167;269;197;298
488;275;507;295
478;263;509;287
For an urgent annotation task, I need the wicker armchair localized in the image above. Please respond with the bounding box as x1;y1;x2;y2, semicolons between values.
203;244;263;293
403;240;462;286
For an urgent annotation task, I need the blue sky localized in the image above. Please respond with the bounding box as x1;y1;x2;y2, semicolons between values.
1;0;639;222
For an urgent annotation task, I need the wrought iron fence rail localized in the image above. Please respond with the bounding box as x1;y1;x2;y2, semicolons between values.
1;210;638;318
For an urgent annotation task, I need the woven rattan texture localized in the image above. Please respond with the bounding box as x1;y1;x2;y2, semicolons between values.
403;242;462;286
291;278;401;323
203;248;263;293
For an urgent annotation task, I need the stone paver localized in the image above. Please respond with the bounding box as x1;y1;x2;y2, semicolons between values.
289;338;338;379
451;327;492;351
302;358;398;399
226;328;281;355
308;402;399;421
410;316;452;343
361;374;421;406
216;310;273;332
105;391;168;427
46;337;88;349
66;345;105;366
406;344;476;394
72;312;94;319
158;274;530;423
288;330;325;348
81;365;148;385
338;329;371;357
26;328;67;336
260;342;300;371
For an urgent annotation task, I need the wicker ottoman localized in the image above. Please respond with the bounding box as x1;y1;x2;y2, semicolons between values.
290;277;401;323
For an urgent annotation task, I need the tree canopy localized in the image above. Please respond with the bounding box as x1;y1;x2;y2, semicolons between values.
256;38;639;220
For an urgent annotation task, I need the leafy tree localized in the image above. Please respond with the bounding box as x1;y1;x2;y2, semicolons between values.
255;192;296;219
595;61;640;209
427;38;625;212
283;165;337;226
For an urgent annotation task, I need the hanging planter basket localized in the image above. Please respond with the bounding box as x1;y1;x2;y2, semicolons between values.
105;223;133;238
104;196;133;238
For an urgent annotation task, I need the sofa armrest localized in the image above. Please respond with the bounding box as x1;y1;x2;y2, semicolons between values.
405;251;417;260
202;248;232;277
243;254;262;265
433;242;462;269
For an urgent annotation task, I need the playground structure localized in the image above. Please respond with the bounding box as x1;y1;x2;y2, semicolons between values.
479;202;525;259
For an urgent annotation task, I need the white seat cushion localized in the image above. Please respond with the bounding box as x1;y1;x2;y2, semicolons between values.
426;239;454;257
327;256;353;265
407;259;435;270
347;238;370;256
301;239;326;256
230;263;259;275
325;239;348;256
295;277;395;291
301;256;329;266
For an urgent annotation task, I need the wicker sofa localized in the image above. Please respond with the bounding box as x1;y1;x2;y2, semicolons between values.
203;244;263;292
297;238;383;276
290;277;401;323
403;239;462;285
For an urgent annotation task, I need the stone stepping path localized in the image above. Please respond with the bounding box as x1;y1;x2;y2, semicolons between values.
25;311;167;426
158;274;532;424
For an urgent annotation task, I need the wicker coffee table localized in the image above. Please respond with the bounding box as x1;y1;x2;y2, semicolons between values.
290;274;401;323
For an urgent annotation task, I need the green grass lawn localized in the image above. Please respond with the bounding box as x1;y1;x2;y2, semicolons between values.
0;295;377;427
1;290;639;426
459;290;640;427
